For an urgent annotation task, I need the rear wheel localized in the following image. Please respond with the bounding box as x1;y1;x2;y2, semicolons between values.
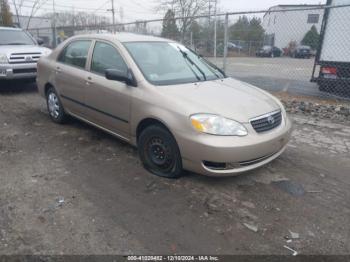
138;125;183;178
46;87;67;124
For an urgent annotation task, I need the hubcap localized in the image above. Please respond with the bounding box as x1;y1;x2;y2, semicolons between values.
48;93;60;118
147;137;173;169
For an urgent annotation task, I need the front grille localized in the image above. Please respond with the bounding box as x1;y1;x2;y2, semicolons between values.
250;111;282;133
13;68;37;74
9;52;42;64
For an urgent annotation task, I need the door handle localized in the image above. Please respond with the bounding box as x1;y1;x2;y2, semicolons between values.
55;67;62;74
86;76;94;85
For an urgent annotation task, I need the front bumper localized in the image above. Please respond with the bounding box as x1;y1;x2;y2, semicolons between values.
177;115;293;176
0;63;37;80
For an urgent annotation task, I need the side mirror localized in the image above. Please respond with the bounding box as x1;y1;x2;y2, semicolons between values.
36;38;44;46
105;69;137;87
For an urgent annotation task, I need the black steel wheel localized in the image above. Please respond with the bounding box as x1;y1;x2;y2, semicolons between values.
138;125;183;178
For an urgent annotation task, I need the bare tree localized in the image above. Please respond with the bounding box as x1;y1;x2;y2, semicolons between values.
158;0;209;42
11;0;24;26
12;0;49;29
43;11;110;28
1;0;13;26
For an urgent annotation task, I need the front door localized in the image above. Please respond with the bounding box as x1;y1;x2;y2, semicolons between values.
84;41;132;140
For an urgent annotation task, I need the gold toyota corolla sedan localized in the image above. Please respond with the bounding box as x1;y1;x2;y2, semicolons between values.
37;33;292;178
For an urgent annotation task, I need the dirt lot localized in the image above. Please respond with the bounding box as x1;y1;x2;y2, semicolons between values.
0;83;350;255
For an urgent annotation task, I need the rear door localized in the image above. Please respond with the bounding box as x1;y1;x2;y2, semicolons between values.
84;40;132;140
55;40;92;117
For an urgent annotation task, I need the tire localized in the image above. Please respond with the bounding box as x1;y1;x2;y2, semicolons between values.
46;87;67;124
138;125;183;178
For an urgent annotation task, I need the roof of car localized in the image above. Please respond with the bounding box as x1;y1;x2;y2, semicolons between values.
0;26;23;31
72;32;173;43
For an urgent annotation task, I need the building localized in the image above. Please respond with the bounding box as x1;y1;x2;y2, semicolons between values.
262;5;324;50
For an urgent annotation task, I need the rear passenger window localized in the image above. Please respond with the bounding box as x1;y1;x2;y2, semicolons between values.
58;40;91;69
91;42;127;75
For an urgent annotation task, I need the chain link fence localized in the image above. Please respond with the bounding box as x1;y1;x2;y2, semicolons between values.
28;3;350;101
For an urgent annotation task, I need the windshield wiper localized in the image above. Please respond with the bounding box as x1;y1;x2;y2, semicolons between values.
5;43;29;45
198;54;226;78
177;47;207;81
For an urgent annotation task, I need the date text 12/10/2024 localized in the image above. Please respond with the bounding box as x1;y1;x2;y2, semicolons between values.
127;256;220;261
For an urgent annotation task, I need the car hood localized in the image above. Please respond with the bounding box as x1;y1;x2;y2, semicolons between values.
0;45;51;57
157;78;280;123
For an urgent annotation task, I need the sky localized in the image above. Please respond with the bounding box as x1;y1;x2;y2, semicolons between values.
9;0;326;23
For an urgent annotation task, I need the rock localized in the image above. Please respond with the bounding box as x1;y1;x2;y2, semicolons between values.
289;230;300;239
241;201;255;209
281;99;350;122
243;223;258;232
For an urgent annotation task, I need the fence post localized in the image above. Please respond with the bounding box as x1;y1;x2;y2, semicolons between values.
223;13;229;72
249;41;252;56
52;26;57;48
190;32;193;49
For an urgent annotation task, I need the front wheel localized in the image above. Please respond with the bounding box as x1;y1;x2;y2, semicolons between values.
138;125;183;178
46;87;67;124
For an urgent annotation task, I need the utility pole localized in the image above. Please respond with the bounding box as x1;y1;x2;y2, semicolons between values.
72;5;75;27
213;0;217;61
52;0;57;48
107;0;116;33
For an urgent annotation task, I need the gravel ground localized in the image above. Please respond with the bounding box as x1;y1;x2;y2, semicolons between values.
0;83;349;255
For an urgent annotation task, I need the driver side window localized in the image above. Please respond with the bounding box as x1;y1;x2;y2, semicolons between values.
91;41;127;75
57;40;91;69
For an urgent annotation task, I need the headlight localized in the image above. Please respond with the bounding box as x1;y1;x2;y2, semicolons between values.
0;54;8;64
190;114;248;136
41;49;52;57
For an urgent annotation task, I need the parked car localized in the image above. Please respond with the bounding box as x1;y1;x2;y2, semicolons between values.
256;45;282;58
290;45;312;59
37;33;292;178
0;26;51;81
227;42;243;51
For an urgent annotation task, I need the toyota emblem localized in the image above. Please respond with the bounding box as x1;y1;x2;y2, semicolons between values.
267;115;275;124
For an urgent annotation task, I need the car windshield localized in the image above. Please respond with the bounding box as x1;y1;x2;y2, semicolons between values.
123;42;225;86
0;29;36;45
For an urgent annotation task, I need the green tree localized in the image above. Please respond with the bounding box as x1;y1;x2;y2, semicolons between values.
229;16;250;41
248;17;265;42
0;0;13;26
161;9;179;40
302;25;320;50
229;15;264;42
